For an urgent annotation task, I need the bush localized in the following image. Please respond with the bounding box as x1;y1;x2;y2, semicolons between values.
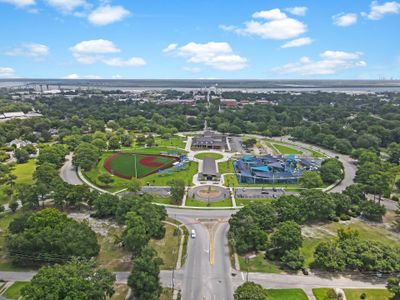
339;214;351;221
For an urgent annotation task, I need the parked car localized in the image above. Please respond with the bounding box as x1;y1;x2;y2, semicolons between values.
191;229;196;239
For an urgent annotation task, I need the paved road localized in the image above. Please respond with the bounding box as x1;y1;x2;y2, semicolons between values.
234;187;285;199
59;153;83;185
167;208;235;300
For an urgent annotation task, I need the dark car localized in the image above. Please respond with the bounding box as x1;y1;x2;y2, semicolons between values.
301;268;309;275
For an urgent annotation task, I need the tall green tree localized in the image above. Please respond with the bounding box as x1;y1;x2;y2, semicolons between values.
234;282;267;300
22;259;115;300
128;247;163;300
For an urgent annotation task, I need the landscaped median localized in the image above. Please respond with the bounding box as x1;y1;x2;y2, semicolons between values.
313;288;393;300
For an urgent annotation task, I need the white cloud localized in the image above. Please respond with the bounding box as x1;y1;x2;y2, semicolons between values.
286;6;308;16
163;44;178;53
64;73;102;79
273;50;367;75
103;57;146;67
112;74;122;79
333;13;358;26
0;0;35;7
88;5;130;26
224;8;307;40
0;67;16;78
281;37;313;48
45;0;88;13
70;39;145;67
6;43;49;59
164;42;248;71
362;1;400;20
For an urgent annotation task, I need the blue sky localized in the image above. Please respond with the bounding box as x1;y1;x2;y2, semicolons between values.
0;0;399;79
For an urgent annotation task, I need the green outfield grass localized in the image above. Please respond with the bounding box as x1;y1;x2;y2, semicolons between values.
194;152;224;160
267;289;308;300
106;153;175;178
271;143;303;155
84;152;198;191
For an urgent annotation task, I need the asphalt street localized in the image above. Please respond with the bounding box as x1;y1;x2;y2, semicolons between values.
59;153;83;185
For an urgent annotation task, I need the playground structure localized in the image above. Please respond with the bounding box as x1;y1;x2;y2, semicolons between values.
234;154;322;185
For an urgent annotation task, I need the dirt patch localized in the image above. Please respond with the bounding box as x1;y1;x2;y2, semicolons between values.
68;212;120;237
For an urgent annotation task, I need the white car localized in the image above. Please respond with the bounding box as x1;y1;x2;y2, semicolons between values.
191;229;196;238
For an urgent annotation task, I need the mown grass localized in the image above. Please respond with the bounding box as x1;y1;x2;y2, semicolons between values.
185;198;232;207
271;144;303;155
155;136;186;149
344;289;393;300
12;159;36;185
194;152;224;160
235;198;274;206
267;288;308;300
313;288;334;300
238;253;282;274
218;160;234;174
2;281;29;299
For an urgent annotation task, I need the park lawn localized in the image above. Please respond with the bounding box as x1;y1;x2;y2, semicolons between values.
97;228;132;271
185;198;232;207
143;161;198;186
271;143;303;155
218;160;234;174
194;152;224;160
301;220;400;268
149;224;180;270
2;281;29;299
313;288;334;300
239;253;282;274
11;159;36;184
264;138;327;158
267;289;308;300
344;289;393;300
235;198;274;206
155;136;186;149
151;197;175;205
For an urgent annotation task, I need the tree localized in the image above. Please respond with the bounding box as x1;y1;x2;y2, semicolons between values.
14;148;30;164
120;134;133;147
7;208;100;265
361;200;386;222
388;143;400;165
234;282;267;300
122;212;150;254
128;247;163;300
281;249;304;270
300;171;323;188
273;195;305;224
168;179;185;204
98;173;114;186
386;276;400;299
92;194;118;218
73;142;100;171
299;190;336;221
22;259;115;300
108;135;120;150
91;138;107;150
128;178;142;193
269;221;303;257
320;159;343;184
